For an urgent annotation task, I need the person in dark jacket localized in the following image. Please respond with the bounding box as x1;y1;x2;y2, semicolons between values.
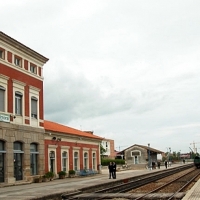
165;160;168;169
108;162;113;179
157;161;161;169
112;162;116;179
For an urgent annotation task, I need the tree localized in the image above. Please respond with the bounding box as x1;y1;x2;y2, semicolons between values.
100;144;107;158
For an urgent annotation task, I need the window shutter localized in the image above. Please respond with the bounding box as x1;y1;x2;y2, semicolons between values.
0;87;5;112
31;97;37;118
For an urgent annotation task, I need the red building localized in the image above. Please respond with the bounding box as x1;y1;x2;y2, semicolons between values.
0;32;104;184
0;31;48;183
44;120;103;177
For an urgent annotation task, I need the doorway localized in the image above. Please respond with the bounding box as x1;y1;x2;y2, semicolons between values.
0;153;4;182
14;153;23;180
14;142;23;181
49;151;55;173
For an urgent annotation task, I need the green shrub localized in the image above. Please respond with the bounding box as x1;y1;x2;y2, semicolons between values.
101;158;125;166
68;170;76;175
58;171;66;176
45;171;54;178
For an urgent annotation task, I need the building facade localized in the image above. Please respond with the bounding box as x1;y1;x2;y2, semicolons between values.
0;31;107;184
118;144;163;169
44;120;103;177
0;32;48;183
101;138;115;159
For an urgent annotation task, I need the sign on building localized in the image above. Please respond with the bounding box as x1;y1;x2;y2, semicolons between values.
0;113;10;123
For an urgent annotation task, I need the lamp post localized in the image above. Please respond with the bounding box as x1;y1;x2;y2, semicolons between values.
148;143;150;170
168;147;171;167
179;150;181;162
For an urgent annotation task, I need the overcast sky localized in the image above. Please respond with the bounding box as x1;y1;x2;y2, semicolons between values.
1;0;200;154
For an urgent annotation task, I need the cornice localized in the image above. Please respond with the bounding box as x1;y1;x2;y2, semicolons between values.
0;31;49;64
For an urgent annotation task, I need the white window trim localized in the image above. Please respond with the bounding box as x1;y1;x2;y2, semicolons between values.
0;74;9;113
13;80;25;124
0;48;5;60
48;145;58;174
73;150;80;171
30;63;37;75
29;86;40;127
131;150;141;157
61;149;69;173
92;151;97;170
14;55;23;68
83;151;89;170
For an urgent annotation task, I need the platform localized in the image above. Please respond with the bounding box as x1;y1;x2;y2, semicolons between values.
182;177;200;200
0;163;198;200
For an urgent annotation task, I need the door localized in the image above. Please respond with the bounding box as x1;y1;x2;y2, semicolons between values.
0;153;4;182
134;156;139;164
14;153;23;180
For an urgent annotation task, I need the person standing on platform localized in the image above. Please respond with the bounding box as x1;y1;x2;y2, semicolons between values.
165;160;168;169
157;161;161;169
112;162;116;179
108;162;113;179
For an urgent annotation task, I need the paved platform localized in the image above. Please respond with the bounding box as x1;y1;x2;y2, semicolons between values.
182;177;200;200
0;163;198;200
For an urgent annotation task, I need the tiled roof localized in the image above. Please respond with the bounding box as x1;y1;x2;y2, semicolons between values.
118;144;163;154
44;120;103;140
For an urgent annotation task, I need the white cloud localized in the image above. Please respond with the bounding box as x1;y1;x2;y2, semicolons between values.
1;0;200;153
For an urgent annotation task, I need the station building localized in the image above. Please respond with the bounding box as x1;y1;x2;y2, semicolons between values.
117;144;163;169
0;31;49;183
101;138;115;159
44;120;103;177
0;32;104;184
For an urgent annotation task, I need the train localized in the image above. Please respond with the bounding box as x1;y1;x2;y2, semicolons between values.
194;156;200;168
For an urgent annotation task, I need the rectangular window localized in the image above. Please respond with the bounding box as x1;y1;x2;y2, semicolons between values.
30;144;38;175
0;48;5;59
31;97;37;119
15;93;22;115
62;152;67;172
84;152;88;169
30;154;38;175
0;87;5;112
30;64;37;74
92;153;96;170
14;56;22;67
131;151;140;156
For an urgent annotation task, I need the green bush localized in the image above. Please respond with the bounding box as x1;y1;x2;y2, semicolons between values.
58;171;66;176
45;171;54;178
68;170;76;175
101;158;125;166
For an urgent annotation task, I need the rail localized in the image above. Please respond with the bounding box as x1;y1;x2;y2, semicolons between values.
62;163;194;199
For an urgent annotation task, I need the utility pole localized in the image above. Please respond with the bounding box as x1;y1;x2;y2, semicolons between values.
190;141;200;154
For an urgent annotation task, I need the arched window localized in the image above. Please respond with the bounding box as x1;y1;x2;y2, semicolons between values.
62;151;68;172
30;143;38;175
84;152;88;170
92;153;96;170
74;152;79;171
0;86;5;112
13;142;23;180
49;151;55;173
0;140;5;182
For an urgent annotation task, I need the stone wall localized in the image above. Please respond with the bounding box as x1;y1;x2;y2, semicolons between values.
0;121;45;184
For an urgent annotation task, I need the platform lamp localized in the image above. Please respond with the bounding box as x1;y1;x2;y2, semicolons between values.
49;151;55;159
148;143;150;169
168;147;171;162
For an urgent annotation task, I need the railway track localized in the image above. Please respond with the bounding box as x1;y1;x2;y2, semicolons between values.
61;164;197;200
132;168;200;200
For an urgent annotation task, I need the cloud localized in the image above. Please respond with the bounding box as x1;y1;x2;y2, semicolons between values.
2;0;200;153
